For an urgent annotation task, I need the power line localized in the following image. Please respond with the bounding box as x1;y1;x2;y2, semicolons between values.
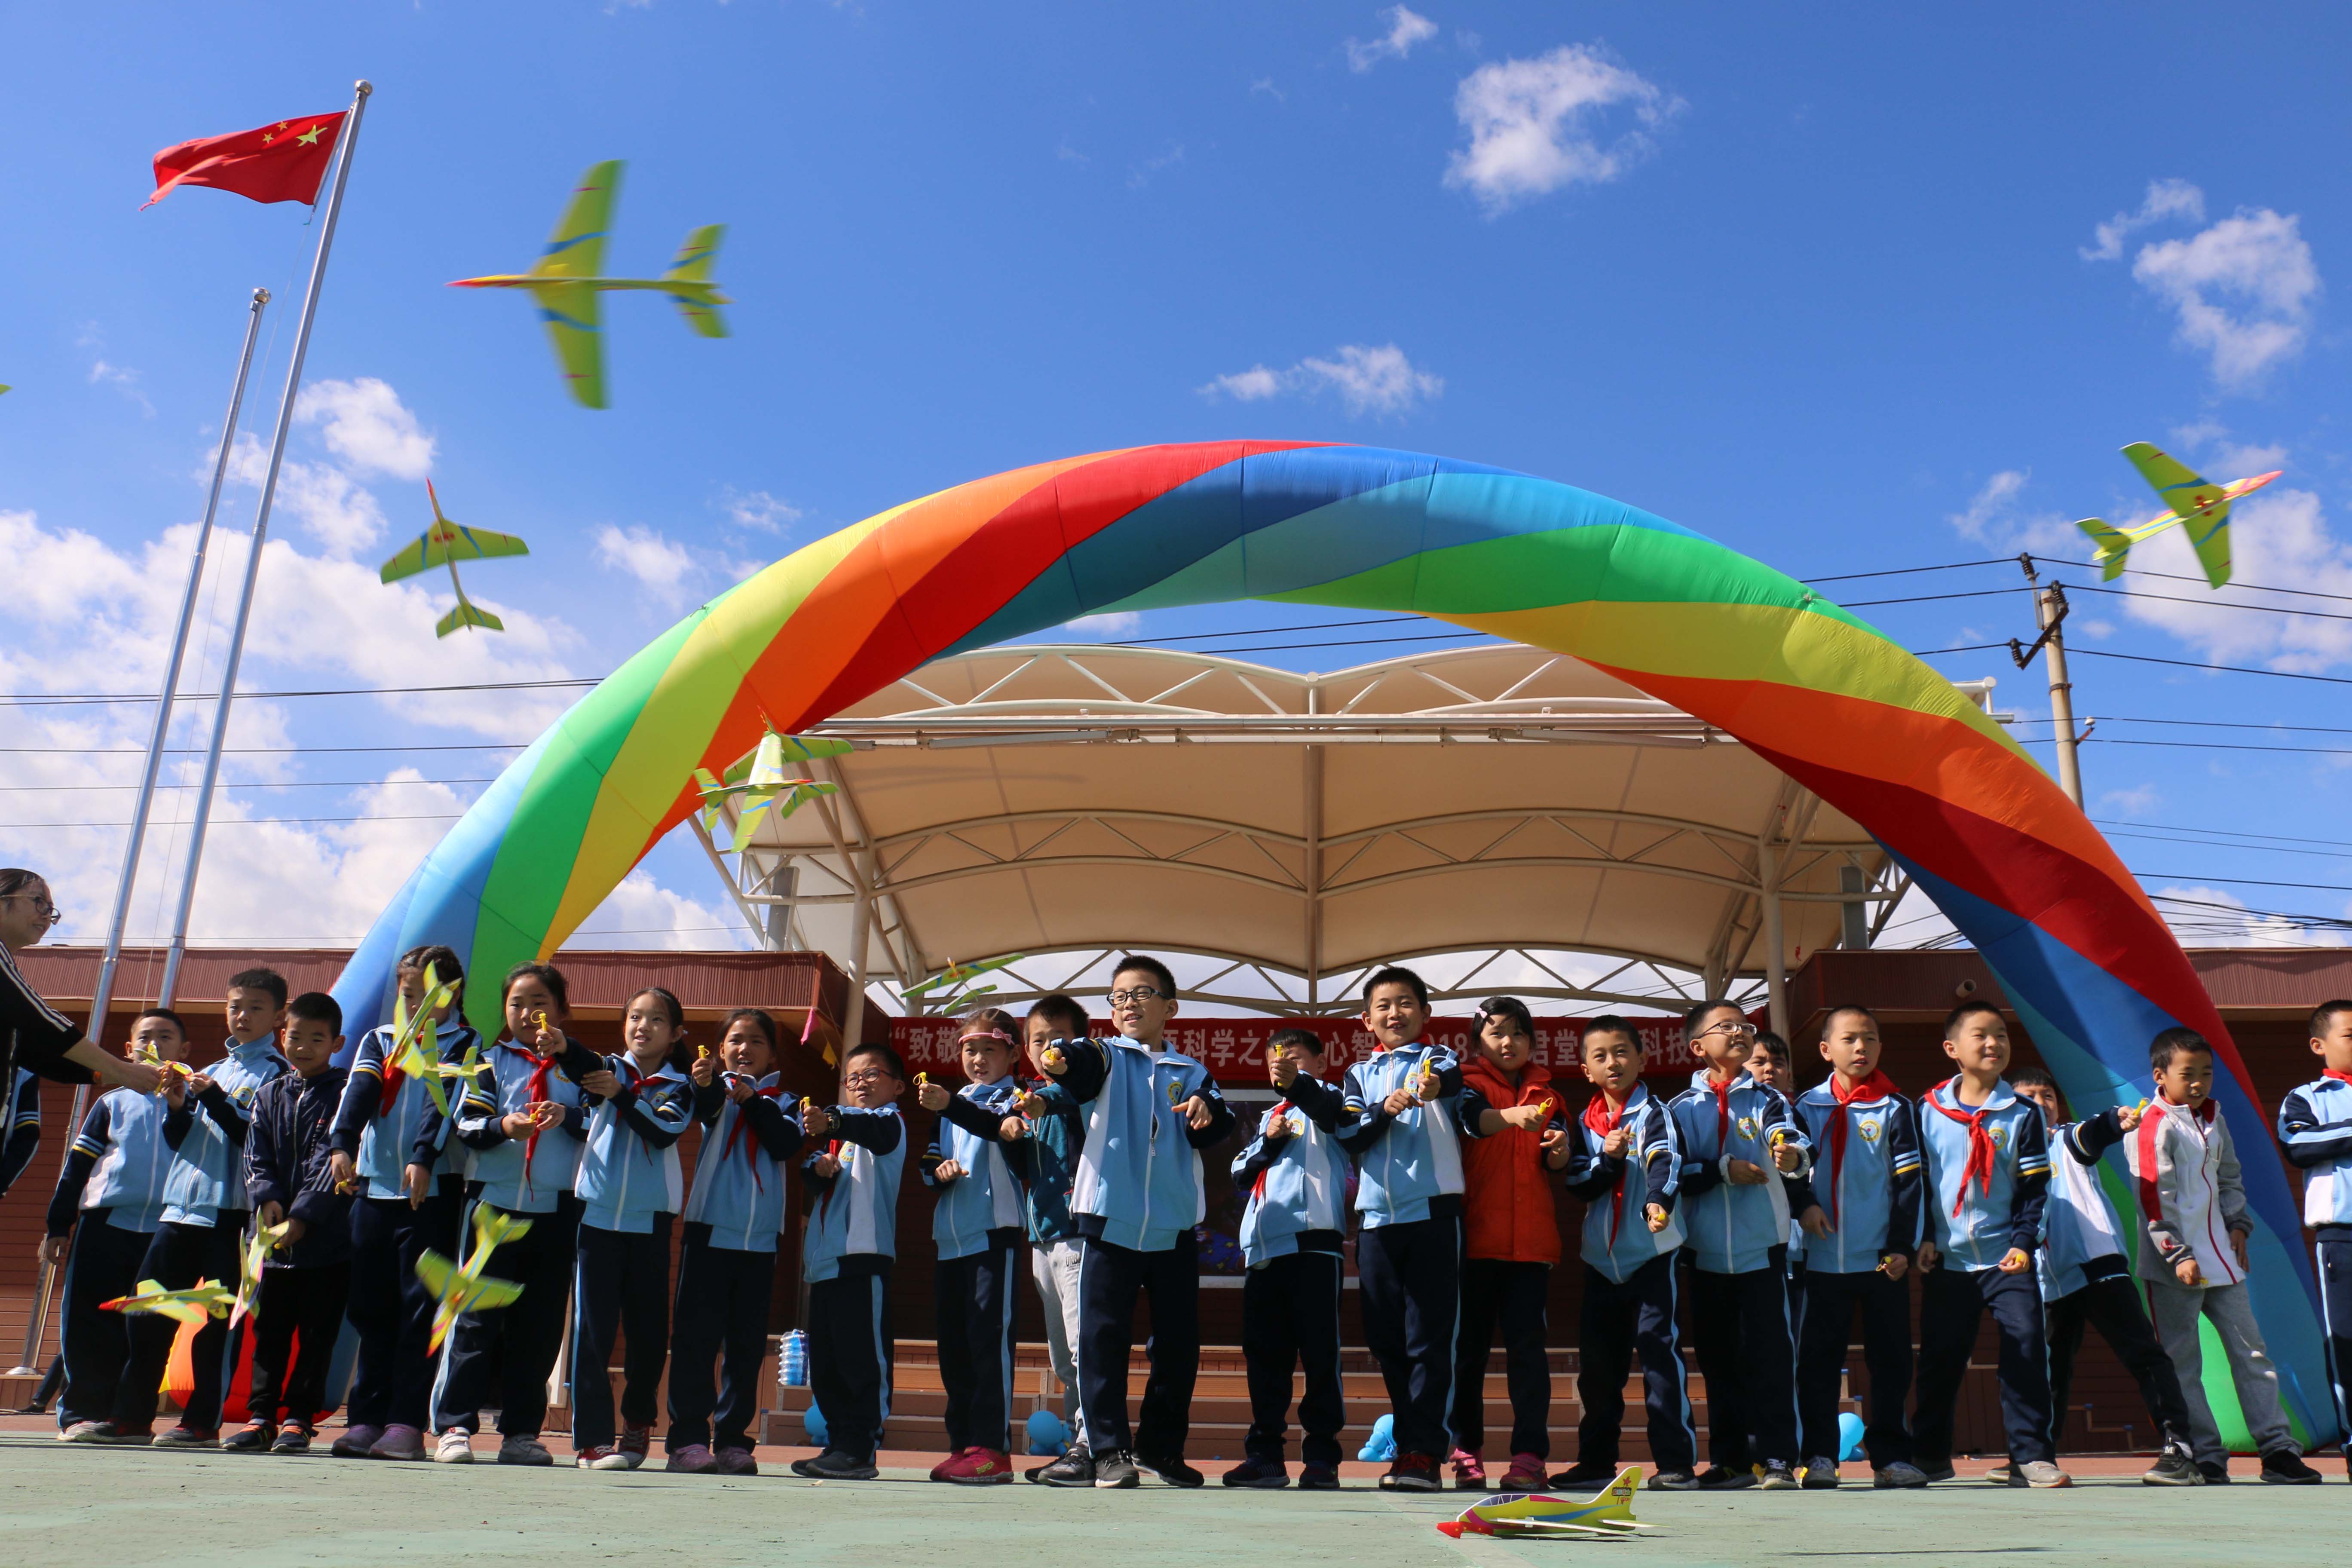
1839;588;2030;609
0;812;464;830
0;676;602;709
0;778;496;794
1804;560;2018;584
2015;714;2352;737
0;742;531;756
2094;816;2352;854
2069;579;2352;625
2070;647;2352;687
2135;870;2352;895
2082;736;2352;757
2048;557;2352;608
1100;615;1423;646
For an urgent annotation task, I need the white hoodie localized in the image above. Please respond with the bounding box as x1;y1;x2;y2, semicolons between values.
2122;1093;2248;1288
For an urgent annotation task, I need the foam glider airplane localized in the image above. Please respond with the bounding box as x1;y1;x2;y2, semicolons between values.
693;728;848;848
101;1277;237;1328
417;1204;533;1353
1435;1466;1651;1540
230;1221;295;1328
448;159;729;409
2076;442;2281;589
379;481;527;638
901;955;1024;1013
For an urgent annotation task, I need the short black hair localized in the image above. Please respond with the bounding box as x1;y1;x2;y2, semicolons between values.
1821;1003;1879;1039
627;986;686;1032
1476;995;1534;1040
2150;1027;2212;1073
287;992;342;1033
1681;998;1744;1040
502;961;569;1016
1749;1029;1790;1065
1580;1014;1643;1051
1944;999;2006;1036
398;943;465;1004
228;967;288;1009
132;1007;187;1039
2008;1063;2057;1093
1268;1026;1326;1060
845;1040;905;1080
1363;965;1430;1010
2310;1000;2352;1039
1026;993;1089;1041
1111;953;1177;999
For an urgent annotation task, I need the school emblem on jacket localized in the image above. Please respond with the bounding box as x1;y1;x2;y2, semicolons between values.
1857;1117;1882;1142
1990;1125;2009;1147
1735;1115;1758;1141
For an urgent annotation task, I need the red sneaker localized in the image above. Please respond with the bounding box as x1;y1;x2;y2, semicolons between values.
1499;1452;1548;1491
940;1447;1016;1485
617;1424;652;1470
930;1447;968;1482
1449;1449;1487;1490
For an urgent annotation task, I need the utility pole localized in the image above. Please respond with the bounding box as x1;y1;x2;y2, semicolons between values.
2009;553;2088;809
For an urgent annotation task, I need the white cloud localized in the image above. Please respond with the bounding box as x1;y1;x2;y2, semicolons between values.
2111;484;2352;673
1127;142;1186;190
1942;469;2076;555
1064;612;1142;638
1345;5;1438;71
1250;77;1285;102
720;487;803;532
295;377;435;480
2149;884;2344;949
87;360;154;416
567;866;750;951
1199;343;1442;417
2131;208;2319;390
1445;44;1681;213
2081;178;2205;263
594;523;701;609
225;433;389;557
2099;784;2160;818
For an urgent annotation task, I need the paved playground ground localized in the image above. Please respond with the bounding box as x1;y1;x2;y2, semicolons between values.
3;1431;2346;1568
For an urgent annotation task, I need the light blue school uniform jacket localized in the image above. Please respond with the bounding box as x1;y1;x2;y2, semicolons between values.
1916;1076;2050;1272
451;1041;588;1215
1054;1034;1237;1253
161;1037;287;1226
1335;1041;1464;1228
70;1087;174;1231
682;1072;805;1252
1230;1075;1350;1267
1565;1084;1685;1283
575;1056;695;1234
925;1074;1027;1260
801;1104;906;1281
2279;1074;2352;1229
1790;1079;1923;1273
1668;1070;1812;1275
2038;1109;2132;1300
331;1022;483;1197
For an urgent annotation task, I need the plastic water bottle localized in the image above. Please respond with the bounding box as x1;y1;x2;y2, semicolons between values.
780;1329;809;1388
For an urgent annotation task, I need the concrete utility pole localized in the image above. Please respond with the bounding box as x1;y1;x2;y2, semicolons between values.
2009;554;2087;809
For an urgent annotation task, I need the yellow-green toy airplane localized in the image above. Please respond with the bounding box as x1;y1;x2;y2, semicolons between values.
694;728;848;848
2076;442;2281;589
379;480;527;638
1435;1465;1651;1539
101;1277;238;1328
417;1204;533;1353
230;1220;295;1328
448;159;729;409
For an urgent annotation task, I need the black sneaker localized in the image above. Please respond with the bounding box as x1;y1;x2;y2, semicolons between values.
2262;1449;2323;1484
1645;1470;1700;1491
1036;1446;1096;1487
1093;1449;1141;1489
1697;1464;1755;1490
1382;1452;1441;1492
1298;1461;1341;1491
1138;1452;1204;1488
790;1449;877;1480
223;1423;275;1453
2143;1449;2202;1486
270;1424;313;1455
1758;1459;1801;1490
2197;1459;2232;1484
1546;1461;1620;1488
1222;1455;1290;1489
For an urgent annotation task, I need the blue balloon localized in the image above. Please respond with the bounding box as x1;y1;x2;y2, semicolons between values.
1837;1411;1865;1463
1026;1409;1069;1456
802;1403;829;1446
1358;1413;1397;1463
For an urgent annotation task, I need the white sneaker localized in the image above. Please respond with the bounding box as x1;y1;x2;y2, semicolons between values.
2020;1460;2072;1489
433;1427;475;1464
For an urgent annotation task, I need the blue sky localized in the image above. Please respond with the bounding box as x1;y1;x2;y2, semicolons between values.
0;2;2346;980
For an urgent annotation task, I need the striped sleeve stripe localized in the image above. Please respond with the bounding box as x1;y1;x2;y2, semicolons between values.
1890;1154;1922;1173
0;942;75;1032
70;1134;104;1157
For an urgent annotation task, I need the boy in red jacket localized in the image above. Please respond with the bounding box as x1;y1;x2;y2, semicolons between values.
1449;995;1572;1491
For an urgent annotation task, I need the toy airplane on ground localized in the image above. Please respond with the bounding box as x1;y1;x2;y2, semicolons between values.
2076;442;2282;589
1436;1466;1651;1540
230;1221;295;1328
100;1277;237;1327
448;160;729;409
694;728;848;848
379;480;527;638
417;1205;533;1353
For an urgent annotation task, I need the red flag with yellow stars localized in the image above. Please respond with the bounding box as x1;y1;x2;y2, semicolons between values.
143;112;346;209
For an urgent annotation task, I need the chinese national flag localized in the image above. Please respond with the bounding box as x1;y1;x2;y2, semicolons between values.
143;112;346;209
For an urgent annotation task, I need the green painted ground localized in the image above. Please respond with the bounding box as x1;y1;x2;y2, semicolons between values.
0;1437;2343;1568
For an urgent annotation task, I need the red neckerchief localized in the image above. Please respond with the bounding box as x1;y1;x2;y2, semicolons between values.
1253;1100;1294;1203
619;1059;666;1162
1583;1090;1634;1245
1825;1070;1899;1222
2324;1068;2352;1087
1925;1076;1998;1216
505;1042;560;1194
2135;1090;2218;1234
378;1045;406;1115
1706;1070;1739;1148
720;1082;785;1191
815;1132;848;1223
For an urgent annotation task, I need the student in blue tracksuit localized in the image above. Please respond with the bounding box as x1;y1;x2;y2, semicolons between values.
48;1010;186;1442
569;986;695;1471
118;967;289;1447
431;963;590;1466
1791;1004;1925;1488
1334;965;1463;1493
1554;1016;1696;1490
1667;1001;1810;1491
1;1066;39;1197
1012;995;1091;1470
1222;1027;1351;1491
791;1040;909;1482
914;1008;1032;1483
1911;1002;2063;1487
1034;953;1235;1491
1744;1031;1810;1319
2278;998;2352;1472
327;943;481;1461
2009;1066;2199;1485
670;1008;803;1476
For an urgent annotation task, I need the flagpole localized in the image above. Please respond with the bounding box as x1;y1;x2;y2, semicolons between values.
156;80;371;1009
6;287;271;1379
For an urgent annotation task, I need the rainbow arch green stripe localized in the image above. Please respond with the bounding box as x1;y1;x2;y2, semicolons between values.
330;440;2333;1442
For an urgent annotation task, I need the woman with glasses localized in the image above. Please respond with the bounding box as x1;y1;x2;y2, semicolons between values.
0;868;162;1102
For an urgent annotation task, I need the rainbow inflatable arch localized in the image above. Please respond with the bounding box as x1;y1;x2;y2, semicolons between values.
330;440;2332;1442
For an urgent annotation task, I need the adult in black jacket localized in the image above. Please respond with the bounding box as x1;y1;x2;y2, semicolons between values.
0;869;161;1100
